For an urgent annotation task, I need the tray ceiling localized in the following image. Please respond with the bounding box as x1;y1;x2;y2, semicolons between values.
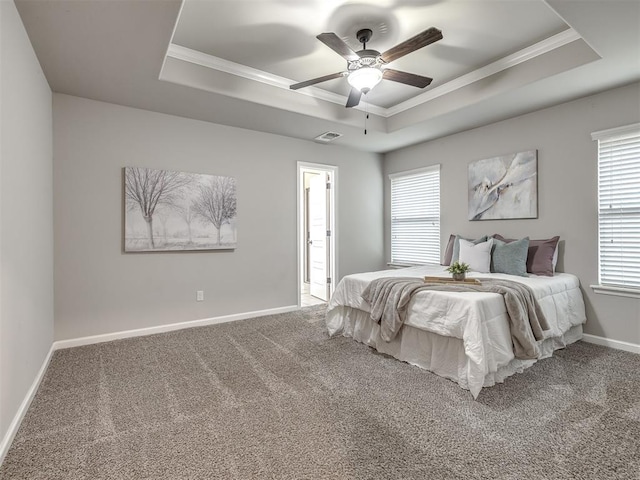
14;0;640;153
171;0;569;109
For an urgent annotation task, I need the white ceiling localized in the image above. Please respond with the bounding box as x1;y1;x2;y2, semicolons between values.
171;0;568;108
15;0;640;153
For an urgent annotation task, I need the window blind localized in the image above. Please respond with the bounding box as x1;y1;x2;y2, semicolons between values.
390;165;440;265
592;123;640;289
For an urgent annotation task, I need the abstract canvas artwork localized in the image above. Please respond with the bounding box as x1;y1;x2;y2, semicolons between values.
124;167;237;252
468;150;538;221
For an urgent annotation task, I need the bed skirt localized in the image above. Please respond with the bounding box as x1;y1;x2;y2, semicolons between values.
327;305;583;398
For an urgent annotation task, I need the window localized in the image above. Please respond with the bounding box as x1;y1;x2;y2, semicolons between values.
390;165;440;265
592;123;640;296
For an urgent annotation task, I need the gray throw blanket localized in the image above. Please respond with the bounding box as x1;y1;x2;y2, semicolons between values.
361;277;550;360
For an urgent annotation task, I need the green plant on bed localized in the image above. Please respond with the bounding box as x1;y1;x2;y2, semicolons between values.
447;261;471;280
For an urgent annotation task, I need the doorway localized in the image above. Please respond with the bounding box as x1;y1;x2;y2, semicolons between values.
298;163;336;307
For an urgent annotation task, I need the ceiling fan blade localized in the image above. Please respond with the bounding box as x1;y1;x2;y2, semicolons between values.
380;27;443;63
345;88;362;108
383;68;433;88
290;72;345;90
317;33;360;61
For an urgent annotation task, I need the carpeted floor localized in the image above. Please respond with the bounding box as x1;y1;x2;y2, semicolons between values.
1;305;639;479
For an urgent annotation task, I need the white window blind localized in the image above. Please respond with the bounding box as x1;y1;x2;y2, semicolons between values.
592;123;640;289
390;165;440;265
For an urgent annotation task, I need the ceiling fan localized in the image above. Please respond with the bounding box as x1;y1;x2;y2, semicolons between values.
290;27;443;108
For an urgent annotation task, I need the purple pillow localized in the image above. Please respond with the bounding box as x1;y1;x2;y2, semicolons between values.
493;234;560;276
442;234;455;265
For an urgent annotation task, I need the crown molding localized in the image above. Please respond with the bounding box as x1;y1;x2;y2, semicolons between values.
165;44;388;116
385;28;582;116
166;28;581;119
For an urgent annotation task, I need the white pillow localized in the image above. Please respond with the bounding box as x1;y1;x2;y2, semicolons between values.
458;238;493;273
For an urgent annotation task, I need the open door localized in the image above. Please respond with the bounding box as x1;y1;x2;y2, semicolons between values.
308;173;330;301
298;163;336;307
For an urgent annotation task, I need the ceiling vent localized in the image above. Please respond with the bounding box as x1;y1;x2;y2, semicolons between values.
314;131;343;143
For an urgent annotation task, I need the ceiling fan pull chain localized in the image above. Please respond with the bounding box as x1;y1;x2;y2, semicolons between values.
364;103;369;135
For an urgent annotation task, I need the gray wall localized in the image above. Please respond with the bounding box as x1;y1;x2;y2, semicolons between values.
0;1;53;445
53;94;384;341
384;82;640;345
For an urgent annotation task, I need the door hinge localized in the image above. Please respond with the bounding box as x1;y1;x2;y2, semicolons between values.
326;182;331;189
327;277;332;284
326;230;331;237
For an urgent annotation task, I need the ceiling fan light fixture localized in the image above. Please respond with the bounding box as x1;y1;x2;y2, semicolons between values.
291;27;442;107
347;67;383;93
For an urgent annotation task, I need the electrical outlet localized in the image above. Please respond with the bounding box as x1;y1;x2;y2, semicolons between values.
196;290;204;302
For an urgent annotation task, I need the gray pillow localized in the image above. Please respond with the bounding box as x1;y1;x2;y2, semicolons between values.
493;234;559;276
452;235;488;263
491;237;529;277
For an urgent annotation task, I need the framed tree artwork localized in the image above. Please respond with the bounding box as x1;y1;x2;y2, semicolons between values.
124;167;237;252
468;150;538;221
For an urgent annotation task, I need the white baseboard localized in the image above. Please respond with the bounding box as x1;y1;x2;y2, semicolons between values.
0;345;55;465
581;333;640;354
53;305;300;350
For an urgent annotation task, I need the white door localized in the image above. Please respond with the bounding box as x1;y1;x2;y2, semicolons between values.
308;173;330;301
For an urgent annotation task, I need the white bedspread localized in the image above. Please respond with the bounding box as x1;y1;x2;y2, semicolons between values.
326;265;587;397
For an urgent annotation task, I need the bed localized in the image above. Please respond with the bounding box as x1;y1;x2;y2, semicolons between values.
326;265;587;398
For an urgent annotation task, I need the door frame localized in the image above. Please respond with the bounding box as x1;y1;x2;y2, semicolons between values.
297;162;337;307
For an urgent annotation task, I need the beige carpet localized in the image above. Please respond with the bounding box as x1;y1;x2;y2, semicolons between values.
1;305;639;479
